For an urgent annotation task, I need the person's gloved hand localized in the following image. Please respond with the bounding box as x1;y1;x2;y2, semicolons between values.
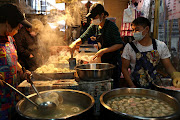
171;72;180;88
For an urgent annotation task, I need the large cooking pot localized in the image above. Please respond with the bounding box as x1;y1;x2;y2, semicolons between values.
75;63;115;81
16;89;95;120
153;78;180;102
100;88;180;120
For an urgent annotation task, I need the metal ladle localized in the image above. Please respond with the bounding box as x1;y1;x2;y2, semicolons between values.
1;80;39;108
2;80;56;113
22;67;57;110
28;74;56;110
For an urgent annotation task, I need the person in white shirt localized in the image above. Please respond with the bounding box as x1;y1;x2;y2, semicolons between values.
121;17;179;88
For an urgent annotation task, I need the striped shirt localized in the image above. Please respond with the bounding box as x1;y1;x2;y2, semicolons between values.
80;19;123;60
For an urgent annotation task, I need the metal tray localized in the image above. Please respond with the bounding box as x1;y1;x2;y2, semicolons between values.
32;72;75;80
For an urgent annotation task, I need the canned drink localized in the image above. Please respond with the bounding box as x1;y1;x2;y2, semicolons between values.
69;58;76;70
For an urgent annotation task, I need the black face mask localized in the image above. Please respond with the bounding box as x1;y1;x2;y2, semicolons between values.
134;2;138;7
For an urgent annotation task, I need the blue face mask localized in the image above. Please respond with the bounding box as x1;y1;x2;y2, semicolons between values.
133;27;147;41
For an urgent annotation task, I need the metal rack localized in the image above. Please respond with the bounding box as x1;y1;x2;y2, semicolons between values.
23;0;57;15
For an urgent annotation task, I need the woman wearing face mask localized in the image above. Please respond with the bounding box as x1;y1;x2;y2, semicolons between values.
0;4;32;120
121;17;179;88
69;4;124;88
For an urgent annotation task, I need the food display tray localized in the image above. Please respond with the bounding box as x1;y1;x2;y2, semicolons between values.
32;72;75;80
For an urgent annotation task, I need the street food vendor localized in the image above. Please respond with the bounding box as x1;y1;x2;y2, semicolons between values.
14;19;44;71
0;4;31;120
69;4;124;88
121;17;180;88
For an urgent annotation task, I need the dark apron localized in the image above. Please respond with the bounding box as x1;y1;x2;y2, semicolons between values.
95;21;120;65
130;39;160;88
95;21;121;88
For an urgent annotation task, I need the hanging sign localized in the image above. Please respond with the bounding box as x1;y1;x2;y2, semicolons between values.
166;0;180;20
56;0;72;3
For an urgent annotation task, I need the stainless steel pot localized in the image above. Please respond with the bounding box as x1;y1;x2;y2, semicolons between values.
16;89;95;120
100;88;180;120
75;63;115;81
153;78;180;102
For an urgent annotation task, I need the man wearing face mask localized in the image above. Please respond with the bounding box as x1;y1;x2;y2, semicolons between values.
69;4;124;88
121;17;179;88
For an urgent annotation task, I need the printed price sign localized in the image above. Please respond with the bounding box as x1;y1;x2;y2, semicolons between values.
166;0;180;20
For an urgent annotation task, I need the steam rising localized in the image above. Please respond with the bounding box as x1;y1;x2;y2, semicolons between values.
18;0;92;67
37;0;83;63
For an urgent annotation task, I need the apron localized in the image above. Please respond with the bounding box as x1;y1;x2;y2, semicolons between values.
130;39;160;88
0;36;18;120
95;21;121;88
95;20;119;65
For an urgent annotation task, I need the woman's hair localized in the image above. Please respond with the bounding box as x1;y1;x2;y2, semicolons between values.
104;11;109;17
7;19;20;29
0;15;20;29
132;17;151;29
87;4;106;19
